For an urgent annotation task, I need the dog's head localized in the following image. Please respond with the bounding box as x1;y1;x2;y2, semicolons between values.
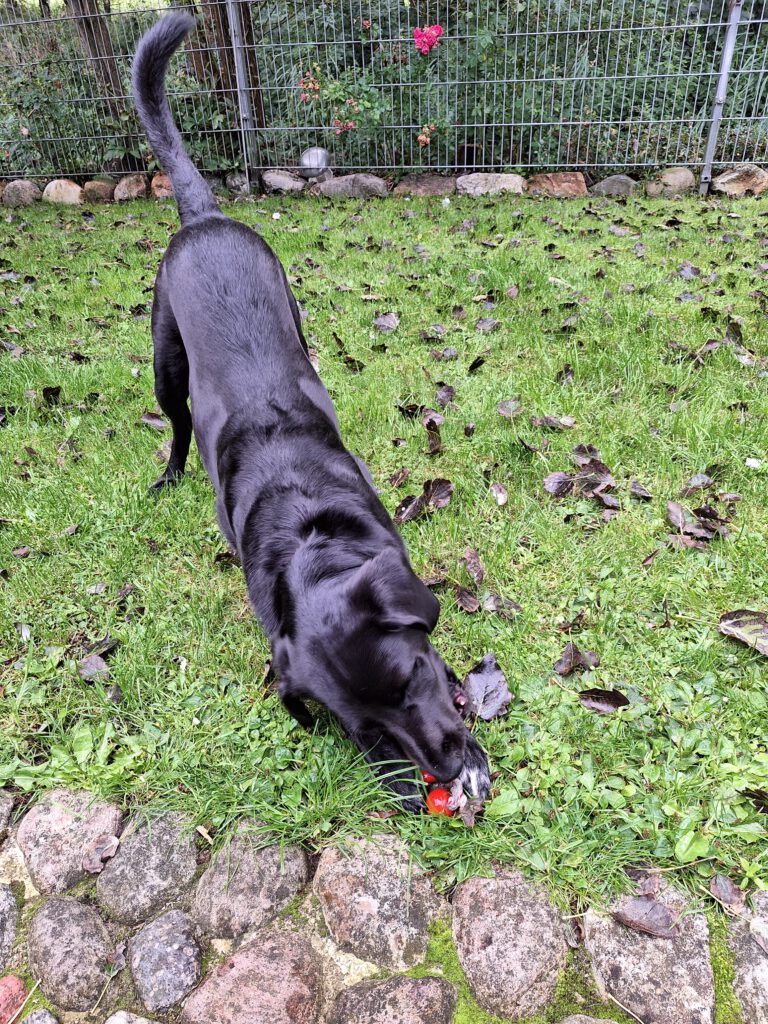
273;547;467;782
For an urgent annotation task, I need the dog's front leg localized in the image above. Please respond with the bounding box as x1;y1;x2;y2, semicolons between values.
279;691;316;730
459;730;491;801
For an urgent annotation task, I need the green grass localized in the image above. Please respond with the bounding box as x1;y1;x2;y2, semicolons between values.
1;193;767;909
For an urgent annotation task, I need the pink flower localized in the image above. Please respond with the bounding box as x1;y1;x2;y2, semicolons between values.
361;18;371;30
413;24;443;55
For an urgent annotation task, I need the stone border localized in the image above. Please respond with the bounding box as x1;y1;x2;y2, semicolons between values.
0;788;764;1024
1;163;766;208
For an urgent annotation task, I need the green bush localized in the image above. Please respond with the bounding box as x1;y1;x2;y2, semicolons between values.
0;0;766;178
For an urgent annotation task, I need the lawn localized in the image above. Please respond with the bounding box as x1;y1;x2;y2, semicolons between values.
1;192;766;908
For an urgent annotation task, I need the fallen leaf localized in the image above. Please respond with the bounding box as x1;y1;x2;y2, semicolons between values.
574;458;616;497
393;494;424;525
462;652;512;720
571;443;602;467
423;478;454;509
544;472;574;497
12;546;31;558
612;895;680;938
709;874;747;915
42;385;61;406
374;311;400;333
458;797;485;827
467;355;486;374
578;688;630;714
462;548;484;587
681;472;714;497
389;467;409;487
505;284;520;299
82;833;120;874
482;592;521;616
718;610;768;656
476;317;501;333
489;482;508;505
530;415;576;430
497;399;523;420
78;653;110;681
140;411;167;431
630;480;653;501
642;549;660;568
435;384;456;408
431;346;459;361
554;641;599;676
557;363;575;384
455;587;480;613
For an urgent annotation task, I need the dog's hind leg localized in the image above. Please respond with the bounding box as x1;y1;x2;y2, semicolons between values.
151;289;193;489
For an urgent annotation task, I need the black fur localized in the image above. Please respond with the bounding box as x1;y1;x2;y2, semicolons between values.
132;14;490;810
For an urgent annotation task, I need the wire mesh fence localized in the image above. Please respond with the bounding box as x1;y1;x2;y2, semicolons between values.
1;0;767;184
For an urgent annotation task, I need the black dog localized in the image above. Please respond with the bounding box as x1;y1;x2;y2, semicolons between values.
132;14;490;810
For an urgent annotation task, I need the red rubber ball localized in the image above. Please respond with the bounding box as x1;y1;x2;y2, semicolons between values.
426;787;454;816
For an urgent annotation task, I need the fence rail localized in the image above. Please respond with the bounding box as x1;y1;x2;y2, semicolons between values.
1;1;767;185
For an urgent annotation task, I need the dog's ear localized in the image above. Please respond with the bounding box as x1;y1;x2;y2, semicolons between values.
352;548;440;633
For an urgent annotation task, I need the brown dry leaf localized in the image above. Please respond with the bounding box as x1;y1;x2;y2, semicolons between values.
462;548;484;587
554;641;599;676
611;895;680;938
140;411;168;431
544;472;574;497
718;610;768;657
374;311;400;333
82;833;120;874
455;587;480;614
497;399;523;420
709;874;747;915
490;482;508;506
78;653;110;682
578;688;630;714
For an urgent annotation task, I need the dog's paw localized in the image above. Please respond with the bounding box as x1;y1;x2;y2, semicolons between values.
150;470;183;492
459;731;491;801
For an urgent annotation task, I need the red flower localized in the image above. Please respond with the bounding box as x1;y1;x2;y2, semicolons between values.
413;24;443;55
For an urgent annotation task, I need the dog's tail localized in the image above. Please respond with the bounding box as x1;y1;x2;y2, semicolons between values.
132;13;219;225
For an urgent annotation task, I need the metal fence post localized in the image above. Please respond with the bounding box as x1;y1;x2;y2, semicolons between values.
700;0;744;194
223;0;258;188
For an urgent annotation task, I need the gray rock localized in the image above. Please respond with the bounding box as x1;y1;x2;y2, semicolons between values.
262;169;306;194
393;173;457;197
0;883;17;972
456;172;525;197
192;822;308;939
313;836;443;969
225;171;250;195
130;909;202;1012
27;897;113;1011
42;179;83;205
728;891;768;1024
526;171;588;197
103;1014;158;1024
452;869;568;1019
0;790;12;842
584;884;715;1024
712;163;768;197
2;179;42;207
591;174;638;196
319;173;388;198
330;976;457;1024
558;1018;606;1024
645;166;696;197
114;174;147;201
96;812;197;924
16;788;122;894
181;931;322;1024
83;179;116;202
24;1012;60;1024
